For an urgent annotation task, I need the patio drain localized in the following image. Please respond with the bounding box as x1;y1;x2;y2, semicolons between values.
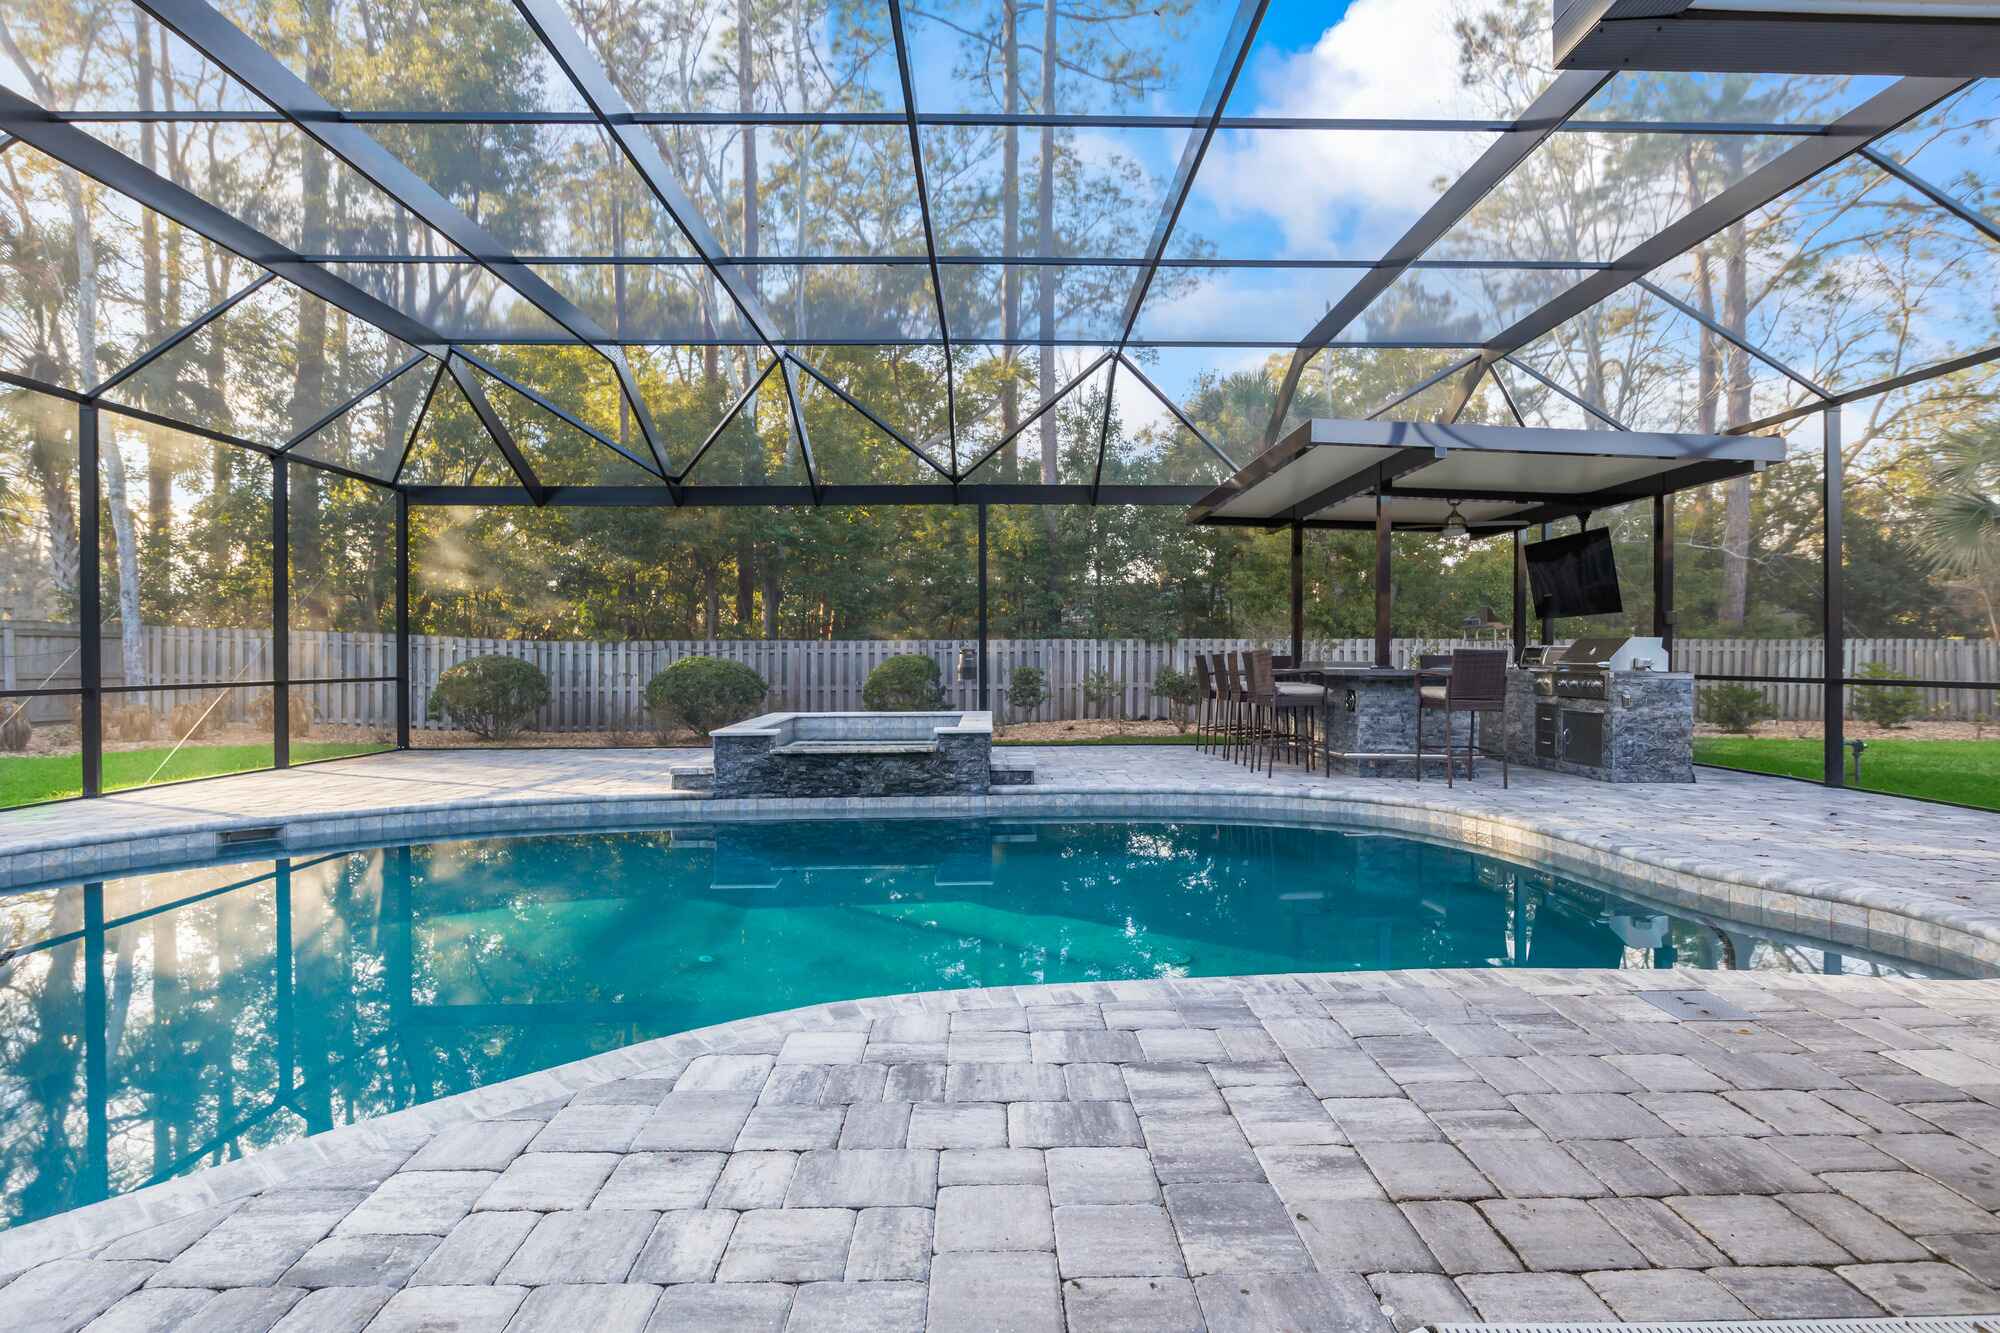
1635;988;1757;1021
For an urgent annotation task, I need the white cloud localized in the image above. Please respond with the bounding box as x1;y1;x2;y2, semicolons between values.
1198;0;1500;258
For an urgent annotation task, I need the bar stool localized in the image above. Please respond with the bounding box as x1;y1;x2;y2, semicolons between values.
1193;654;1219;754
1415;648;1509;788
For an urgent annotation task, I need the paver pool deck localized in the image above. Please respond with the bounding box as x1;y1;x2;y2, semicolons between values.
12;969;2000;1330
3;747;2000;1329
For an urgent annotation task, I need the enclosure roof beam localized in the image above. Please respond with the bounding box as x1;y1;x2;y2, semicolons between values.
1362;356;1482;422
132;0;669;470
1117;353;1239;472
401;483;1216;507
959;350;1117;479
1459;77;1969;380
450;346;666;480
780;360;821;502
887;0;958;477
1859;146;2000;246
1635;278;1833;400
281;352;428;451
1500;354;1631;430
90;272;277;398
507;0;784;352
1261;67;1614;448
1728;341;2000;438
675;359;778;489
785;353;955;482
0;89;445;347
1110;0;1267;375
445;355;547;505
30;108;1863;133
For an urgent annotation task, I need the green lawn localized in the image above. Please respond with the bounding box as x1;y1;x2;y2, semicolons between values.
1696;736;2000;811
0;740;392;808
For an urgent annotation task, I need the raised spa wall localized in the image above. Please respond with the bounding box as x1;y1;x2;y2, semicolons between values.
709;710;996;797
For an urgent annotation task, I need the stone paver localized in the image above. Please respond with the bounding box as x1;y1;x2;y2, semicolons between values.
15;967;2000;1327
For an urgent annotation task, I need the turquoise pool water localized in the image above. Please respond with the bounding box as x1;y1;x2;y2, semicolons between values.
0;817;1937;1229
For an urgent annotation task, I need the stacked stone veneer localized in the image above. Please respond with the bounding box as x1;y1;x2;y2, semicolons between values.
1504;670;1695;784
711;711;994;798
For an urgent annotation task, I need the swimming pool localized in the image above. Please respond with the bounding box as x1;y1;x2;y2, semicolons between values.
0;816;1948;1229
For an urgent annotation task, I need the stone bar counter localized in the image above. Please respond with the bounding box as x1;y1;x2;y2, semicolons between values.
1502;668;1695;783
1307;666;1476;779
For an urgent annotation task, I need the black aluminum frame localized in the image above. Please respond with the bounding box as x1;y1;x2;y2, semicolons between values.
4;6;1997;808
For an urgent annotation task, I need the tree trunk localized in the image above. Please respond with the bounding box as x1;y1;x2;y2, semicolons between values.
1720;135;1752;628
1721;211;1752;628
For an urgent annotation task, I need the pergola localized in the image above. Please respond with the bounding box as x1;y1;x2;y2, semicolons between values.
1187;415;1789;668
1;0;1996;797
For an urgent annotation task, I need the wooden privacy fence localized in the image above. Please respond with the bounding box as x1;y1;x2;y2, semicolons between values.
4;622;1998;730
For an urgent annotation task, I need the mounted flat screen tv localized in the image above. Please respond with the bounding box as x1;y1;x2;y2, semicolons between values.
1525;528;1623;618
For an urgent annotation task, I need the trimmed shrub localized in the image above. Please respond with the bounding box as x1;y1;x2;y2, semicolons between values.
1082;668;1122;719
251;688;315;738
646;656;769;739
1152;667;1202;732
1698;683;1770;735
429;655;550;740
863;653;944;711
1853;661;1924;729
1005;665;1047;724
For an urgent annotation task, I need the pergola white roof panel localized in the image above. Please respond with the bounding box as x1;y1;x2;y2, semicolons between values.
1188;418;1789;531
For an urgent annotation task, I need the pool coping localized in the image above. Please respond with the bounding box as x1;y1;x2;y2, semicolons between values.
0;964;1970;1284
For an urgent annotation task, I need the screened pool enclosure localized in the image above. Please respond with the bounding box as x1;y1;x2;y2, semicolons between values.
1;0;1997;805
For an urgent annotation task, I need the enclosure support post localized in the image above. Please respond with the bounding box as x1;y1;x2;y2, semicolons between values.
977;502;989;714
79;404;102;798
1652;491;1675;656
273;458;289;769
1374;496;1392;667
1538;521;1556;646
1511;532;1527;662
1823;406;1845;788
1290;520;1304;664
396;491;411;749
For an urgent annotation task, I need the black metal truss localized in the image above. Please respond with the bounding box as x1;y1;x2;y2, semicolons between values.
1859;146;2000;246
1261;68;1615;447
3;1;1993;515
403;483;1215;507
0;88;445;345
1634;278;1833;400
134;0;671;472
91;272;275;397
1441;76;1970;423
887;0;958;476
280;352;430;452
444;355;547;504
38;108;1870;135
1500;354;1631;430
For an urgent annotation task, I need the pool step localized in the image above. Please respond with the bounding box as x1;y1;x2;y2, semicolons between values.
991;756;1036;786
670;763;714;792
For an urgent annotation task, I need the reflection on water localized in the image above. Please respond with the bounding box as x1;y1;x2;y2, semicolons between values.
0;818;1945;1230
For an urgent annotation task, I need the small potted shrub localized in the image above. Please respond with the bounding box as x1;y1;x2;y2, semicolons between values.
1698;683;1770;735
428;655;550;741
646;656;769;740
863;653;944;711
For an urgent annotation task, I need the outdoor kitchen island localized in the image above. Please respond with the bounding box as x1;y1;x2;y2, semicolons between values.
1309;665;1476;779
1503;637;1696;783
